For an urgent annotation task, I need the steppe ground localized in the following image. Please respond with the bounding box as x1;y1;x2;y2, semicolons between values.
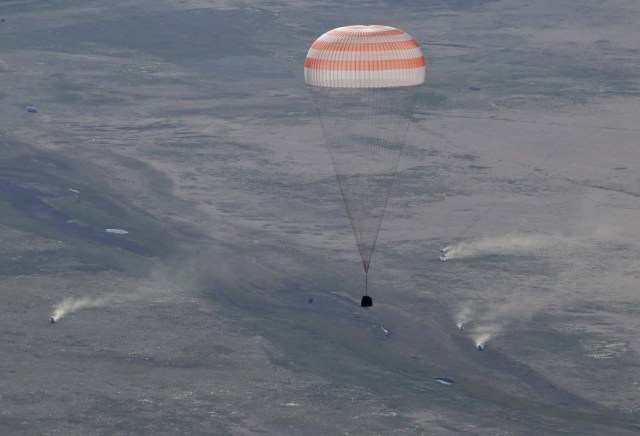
1;0;640;434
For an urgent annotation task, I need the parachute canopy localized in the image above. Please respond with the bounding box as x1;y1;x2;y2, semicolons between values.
305;26;425;274
304;25;425;88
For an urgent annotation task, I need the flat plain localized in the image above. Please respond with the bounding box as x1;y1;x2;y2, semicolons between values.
1;1;640;434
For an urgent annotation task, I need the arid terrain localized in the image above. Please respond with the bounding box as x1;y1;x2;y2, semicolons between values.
1;1;640;434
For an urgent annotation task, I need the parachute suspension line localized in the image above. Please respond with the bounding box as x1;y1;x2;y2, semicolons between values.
315;87;417;271
365;270;368;296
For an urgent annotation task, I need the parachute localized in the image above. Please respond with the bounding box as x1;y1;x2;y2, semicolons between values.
305;25;425;305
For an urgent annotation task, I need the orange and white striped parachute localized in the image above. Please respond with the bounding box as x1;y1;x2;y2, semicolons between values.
304;25;425;88
305;26;425;300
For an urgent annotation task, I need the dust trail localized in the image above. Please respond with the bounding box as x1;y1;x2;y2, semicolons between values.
442;232;569;260
454;303;474;330
453;302;505;348
50;272;174;322
50;287;169;322
472;323;502;349
48;247;279;323
457;301;528;349
51;296;113;322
